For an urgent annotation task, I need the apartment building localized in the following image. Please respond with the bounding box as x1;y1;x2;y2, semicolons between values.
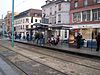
70;0;100;40
14;9;42;37
4;11;18;32
41;0;70;40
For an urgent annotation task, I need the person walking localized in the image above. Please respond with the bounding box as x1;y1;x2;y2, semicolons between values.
76;33;82;49
96;33;100;51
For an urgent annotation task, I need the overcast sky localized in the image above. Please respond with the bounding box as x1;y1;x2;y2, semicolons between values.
0;0;45;18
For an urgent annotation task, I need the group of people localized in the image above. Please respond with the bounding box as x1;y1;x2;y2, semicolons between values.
48;35;60;45
15;32;22;39
14;31;100;51
33;32;44;45
14;32;32;41
76;32;100;51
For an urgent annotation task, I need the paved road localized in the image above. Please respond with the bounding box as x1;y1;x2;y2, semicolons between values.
0;56;26;75
0;41;66;75
0;40;100;75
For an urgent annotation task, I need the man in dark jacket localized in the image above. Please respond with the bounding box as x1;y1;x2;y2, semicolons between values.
76;33;82;49
96;33;100;51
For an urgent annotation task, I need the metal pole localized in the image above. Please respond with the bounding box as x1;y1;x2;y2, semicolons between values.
12;0;14;47
2;15;4;38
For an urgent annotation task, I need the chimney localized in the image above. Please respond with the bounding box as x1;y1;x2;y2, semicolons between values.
45;0;51;4
52;0;55;2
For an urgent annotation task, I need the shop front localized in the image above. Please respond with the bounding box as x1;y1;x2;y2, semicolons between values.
70;24;100;48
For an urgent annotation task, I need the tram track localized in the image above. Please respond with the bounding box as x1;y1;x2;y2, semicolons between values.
0;53;28;75
1;41;100;71
0;45;67;75
15;43;100;71
0;41;100;75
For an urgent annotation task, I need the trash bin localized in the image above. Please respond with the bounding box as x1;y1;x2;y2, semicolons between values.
84;40;87;47
87;40;96;49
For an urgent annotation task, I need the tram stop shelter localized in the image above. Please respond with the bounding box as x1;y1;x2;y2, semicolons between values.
26;23;72;43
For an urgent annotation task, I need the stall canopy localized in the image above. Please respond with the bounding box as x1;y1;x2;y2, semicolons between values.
49;25;72;30
26;23;50;31
26;23;72;31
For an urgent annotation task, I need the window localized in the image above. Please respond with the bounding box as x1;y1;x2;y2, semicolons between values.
94;0;97;2
58;14;61;23
93;9;100;21
31;17;33;23
35;19;37;22
55;11;57;14
54;17;56;24
23;19;25;23
50;7;52;15
21;25;22;29
98;9;100;20
26;18;29;23
14;27;16;31
23;25;24;29
58;4;61;11
40;20;41;23
97;0;100;3
26;25;28;29
34;14;38;17
50;12;52;15
31;25;33;28
84;0;88;6
43;13;46;17
73;12;81;23
65;30;67;38
93;9;98;21
82;10;90;21
87;11;90;21
75;1;78;8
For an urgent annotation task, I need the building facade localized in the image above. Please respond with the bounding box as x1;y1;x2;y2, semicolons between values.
14;9;42;37
41;0;70;40
0;19;3;35
70;0;100;40
4;11;18;32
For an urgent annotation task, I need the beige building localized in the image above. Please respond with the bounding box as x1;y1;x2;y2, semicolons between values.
4;11;18;32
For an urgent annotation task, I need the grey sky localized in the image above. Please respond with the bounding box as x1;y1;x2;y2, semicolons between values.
0;0;45;18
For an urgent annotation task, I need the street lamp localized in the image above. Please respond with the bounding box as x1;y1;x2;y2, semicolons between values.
12;0;14;47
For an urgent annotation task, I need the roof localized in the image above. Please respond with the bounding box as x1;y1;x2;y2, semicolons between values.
14;9;42;19
41;0;69;8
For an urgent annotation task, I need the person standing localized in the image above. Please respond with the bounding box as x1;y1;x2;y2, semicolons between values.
26;32;29;41
96;33;100;51
76;33;82;49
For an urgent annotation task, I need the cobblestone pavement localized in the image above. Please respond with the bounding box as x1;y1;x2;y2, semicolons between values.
0;46;66;75
0;40;100;75
0;54;26;75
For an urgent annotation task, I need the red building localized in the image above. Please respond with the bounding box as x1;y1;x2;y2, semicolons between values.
70;0;100;40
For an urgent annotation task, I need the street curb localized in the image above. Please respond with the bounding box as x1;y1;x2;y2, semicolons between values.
14;40;100;59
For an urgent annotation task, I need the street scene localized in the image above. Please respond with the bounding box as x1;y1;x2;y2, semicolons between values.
0;0;100;75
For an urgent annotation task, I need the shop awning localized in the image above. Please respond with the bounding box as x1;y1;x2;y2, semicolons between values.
49;25;72;30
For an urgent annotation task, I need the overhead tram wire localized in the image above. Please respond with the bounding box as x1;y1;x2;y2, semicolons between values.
0;0;27;18
15;0;29;9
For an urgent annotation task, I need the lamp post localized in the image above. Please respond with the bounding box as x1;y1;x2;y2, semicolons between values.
12;0;14;47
